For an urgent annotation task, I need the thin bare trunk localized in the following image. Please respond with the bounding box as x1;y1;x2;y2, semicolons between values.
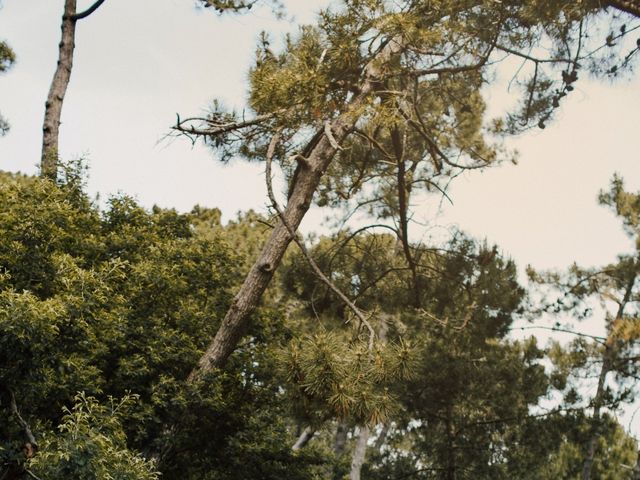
581;271;637;480
334;422;348;455
188;35;406;378
41;0;105;178
580;347;612;480
41;0;76;178
349;425;370;480
391;124;420;307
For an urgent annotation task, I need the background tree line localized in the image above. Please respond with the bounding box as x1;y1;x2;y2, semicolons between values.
1;0;640;478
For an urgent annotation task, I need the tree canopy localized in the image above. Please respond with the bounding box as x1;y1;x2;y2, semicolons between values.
1;1;639;478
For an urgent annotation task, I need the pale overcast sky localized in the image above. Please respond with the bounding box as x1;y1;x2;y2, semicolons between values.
0;0;638;272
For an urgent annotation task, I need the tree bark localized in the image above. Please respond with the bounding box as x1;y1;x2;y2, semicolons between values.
41;0;77;178
41;0;105;179
334;421;348;455
188;35;406;378
349;425;370;480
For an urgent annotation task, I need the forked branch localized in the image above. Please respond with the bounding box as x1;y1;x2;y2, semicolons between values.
264;133;376;351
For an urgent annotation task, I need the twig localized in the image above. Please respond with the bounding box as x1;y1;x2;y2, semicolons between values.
510;325;606;343
69;0;106;20
173;111;277;137
264;133;376;350
25;470;44;480
9;390;38;455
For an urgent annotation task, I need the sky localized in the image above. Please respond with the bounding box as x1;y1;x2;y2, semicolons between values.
1;0;639;421
0;2;637;292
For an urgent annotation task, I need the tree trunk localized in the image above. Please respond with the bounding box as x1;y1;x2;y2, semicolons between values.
41;0;106;179
580;348;612;480
349;425;370;480
334;421;348;455
188;35;406;378
41;0;77;178
581;271;637;480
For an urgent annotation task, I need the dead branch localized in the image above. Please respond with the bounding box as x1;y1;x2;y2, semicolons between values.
9;390;37;456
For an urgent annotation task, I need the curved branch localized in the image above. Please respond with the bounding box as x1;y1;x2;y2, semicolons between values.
69;0;106;20
265;133;376;350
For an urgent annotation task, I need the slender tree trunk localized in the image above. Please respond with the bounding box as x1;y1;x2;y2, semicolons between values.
581;271;637;480
391;124;420;308
41;0;77;178
349;425;370;480
374;423;389;452
189;35;406;378
580;347;612;480
348;320;389;480
334;421;348;455
41;0;106;179
445;405;456;480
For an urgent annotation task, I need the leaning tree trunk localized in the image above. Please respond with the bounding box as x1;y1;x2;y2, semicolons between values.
41;0;106;179
188;35;406;378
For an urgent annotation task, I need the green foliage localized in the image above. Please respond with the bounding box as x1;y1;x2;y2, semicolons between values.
0;38;15;135
0;40;14;73
28;393;159;480
282;331;414;425
0;169;325;479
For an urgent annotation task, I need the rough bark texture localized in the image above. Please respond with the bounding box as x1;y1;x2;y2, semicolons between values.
189;35;406;378
41;0;105;178
41;0;77;178
349;425;370;480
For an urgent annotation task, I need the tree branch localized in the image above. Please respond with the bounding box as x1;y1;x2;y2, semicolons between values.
173;111;277;137
9;389;38;456
291;426;315;450
264;133;376;351
69;0;106;20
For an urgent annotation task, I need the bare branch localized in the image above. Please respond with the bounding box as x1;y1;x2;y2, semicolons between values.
69;0;106;20
264;133;376;350
9;389;38;455
173;111;277;137
510;325;607;343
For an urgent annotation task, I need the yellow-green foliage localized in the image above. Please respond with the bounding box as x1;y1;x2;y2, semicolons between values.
283;331;414;425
